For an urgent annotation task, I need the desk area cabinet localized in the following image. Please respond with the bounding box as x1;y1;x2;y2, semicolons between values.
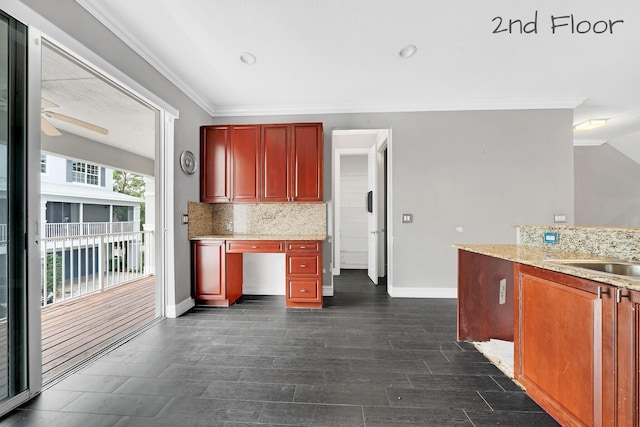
201;122;323;203
192;239;323;308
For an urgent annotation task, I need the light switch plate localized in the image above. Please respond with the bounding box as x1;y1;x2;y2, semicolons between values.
402;213;413;223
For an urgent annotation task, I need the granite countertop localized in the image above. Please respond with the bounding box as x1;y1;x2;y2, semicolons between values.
454;244;640;290
191;234;327;241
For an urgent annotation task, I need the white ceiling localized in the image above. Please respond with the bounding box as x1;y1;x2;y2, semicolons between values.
75;0;640;161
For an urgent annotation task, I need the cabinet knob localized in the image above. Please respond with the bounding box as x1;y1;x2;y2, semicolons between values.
251;246;258;249
300;289;307;293
300;264;307;268
300;246;306;249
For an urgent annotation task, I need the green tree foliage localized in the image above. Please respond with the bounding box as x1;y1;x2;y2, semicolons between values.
113;170;146;227
113;170;145;197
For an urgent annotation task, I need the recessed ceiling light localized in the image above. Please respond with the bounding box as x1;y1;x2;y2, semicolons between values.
240;52;257;65
573;119;608;131
399;45;417;58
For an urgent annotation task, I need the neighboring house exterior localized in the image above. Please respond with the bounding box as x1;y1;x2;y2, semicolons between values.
40;153;143;298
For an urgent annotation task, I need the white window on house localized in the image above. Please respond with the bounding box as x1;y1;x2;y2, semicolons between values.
40;154;47;173
72;161;100;185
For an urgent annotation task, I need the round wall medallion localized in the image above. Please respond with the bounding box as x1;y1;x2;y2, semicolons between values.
180;150;197;174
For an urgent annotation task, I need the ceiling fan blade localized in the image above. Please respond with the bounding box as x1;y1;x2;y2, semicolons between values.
43;111;109;135
41;117;62;136
41;97;58;109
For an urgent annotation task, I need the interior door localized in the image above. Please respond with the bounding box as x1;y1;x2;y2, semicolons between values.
367;145;378;284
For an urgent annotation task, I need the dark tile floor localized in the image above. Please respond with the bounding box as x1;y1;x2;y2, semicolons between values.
0;270;559;426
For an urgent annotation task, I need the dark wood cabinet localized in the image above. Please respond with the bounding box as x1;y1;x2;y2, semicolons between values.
200;126;230;203
192;240;242;306
230;125;260;203
602;285;640;426
457;250;514;342
193;239;323;308
201;122;323;203
515;264;601;427
291;123;323;202
458;250;640;426
261;124;290;202
200;125;259;203
285;240;322;308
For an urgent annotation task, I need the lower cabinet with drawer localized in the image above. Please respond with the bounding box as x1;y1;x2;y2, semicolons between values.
285;241;322;308
193;239;323;308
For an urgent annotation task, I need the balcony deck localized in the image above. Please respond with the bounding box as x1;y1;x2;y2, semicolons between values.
41;275;157;384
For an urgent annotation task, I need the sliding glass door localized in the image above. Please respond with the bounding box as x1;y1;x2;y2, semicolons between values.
0;10;28;408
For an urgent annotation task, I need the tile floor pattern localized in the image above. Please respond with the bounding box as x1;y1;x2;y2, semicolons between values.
0;270;559;426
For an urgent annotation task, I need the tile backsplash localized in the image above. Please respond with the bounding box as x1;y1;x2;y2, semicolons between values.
188;201;327;238
517;224;640;261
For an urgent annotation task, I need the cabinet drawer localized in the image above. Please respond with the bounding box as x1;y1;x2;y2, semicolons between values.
287;254;320;276
226;240;284;253
286;241;321;253
288;279;320;302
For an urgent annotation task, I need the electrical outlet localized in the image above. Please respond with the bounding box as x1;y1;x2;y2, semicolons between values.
553;214;567;223
402;214;413;223
181;214;189;224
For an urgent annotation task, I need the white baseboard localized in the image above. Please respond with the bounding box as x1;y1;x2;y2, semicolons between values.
166;297;195;318
242;283;285;296
388;286;457;299
323;286;334;297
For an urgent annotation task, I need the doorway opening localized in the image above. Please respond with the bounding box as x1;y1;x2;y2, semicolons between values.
332;129;391;293
38;40;162;384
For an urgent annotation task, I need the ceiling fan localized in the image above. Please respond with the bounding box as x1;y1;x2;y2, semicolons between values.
41;97;109;136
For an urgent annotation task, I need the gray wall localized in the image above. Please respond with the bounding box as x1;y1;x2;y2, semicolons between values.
575;144;640;227
18;0;575;296
213;109;574;292
19;0;211;307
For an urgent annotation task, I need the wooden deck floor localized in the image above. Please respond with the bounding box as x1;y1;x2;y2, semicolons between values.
41;275;157;384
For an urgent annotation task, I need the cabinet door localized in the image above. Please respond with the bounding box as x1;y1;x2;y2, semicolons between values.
612;288;640;426
230;125;260;202
200;126;230;202
192;241;225;300
290;123;323;201
261;124;290;202
515;266;601;427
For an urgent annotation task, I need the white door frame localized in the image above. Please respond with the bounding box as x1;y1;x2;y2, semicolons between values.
3;1;177;411
332;128;394;294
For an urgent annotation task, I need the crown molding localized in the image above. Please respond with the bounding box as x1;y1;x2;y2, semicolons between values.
76;0;218;116
212;98;587;118
573;138;608;146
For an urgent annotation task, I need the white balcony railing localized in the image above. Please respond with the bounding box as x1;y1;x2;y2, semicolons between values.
40;228;154;308
45;221;136;238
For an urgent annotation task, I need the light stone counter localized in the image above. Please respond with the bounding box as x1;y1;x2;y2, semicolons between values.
191;234;326;241
454;244;640;290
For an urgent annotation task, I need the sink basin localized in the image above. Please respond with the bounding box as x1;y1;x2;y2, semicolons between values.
546;260;640;278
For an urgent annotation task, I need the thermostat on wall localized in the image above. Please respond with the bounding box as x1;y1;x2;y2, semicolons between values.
543;232;559;244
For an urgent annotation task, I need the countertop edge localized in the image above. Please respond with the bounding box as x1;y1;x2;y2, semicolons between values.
454;244;640;290
191;234;327;241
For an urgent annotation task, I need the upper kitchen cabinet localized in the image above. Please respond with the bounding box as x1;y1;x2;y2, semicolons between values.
200;125;260;203
200;126;230;203
202;122;323;203
261;124;291;202
291;123;323;202
230;125;260;203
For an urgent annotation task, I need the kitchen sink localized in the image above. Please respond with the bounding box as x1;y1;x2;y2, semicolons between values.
546;260;640;278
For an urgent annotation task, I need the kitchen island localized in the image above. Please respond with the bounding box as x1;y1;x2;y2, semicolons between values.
456;226;640;427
